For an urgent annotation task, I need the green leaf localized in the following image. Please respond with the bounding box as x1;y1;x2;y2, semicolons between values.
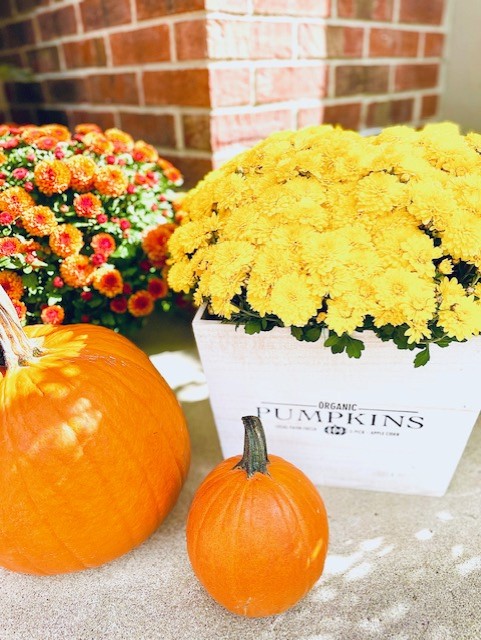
22;272;38;289
345;336;365;359
414;347;430;368
324;333;342;348
291;326;304;340
100;312;116;326
244;319;262;335
304;326;322;342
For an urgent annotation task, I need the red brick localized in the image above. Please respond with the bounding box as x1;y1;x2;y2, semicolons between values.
136;0;203;20
15;0;49;13
164;155;212;189
369;28;418;57
10;108;36;124
5;81;43;104
37;109;69;127
143;69;210;107
335;65;389;96
0;0;14;17
81;0;131;31
209;68;250;107
256;66;327;103
322;103;361;129
89;73;139;105
421;94;438;118
38;6;77;40
298;106;323;128
337;0;393;20
366;98;413;127
175;20;208;61
0;53;24;69
298;24;326;58
326;26;364;58
252;0;330;16
394;63;439;91
183;114;211;151
110;25;170;65
63;38;107;69
424;33;444;57
69;110;116;131
46;78;89;104
119;112;176;148
26;46;60;74
211;110;292;149
399;0;444;25
208;20;292;59
3;19;35;48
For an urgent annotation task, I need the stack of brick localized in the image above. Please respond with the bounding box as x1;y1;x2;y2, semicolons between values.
0;0;447;185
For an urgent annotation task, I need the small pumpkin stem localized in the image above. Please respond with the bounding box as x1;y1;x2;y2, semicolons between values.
0;288;40;370
234;416;270;477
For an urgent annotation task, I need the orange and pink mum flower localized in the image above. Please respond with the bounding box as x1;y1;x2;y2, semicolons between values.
92;267;124;298
141;224;175;267
94;165;129;197
0;271;24;300
91;233;116;257
41;304;65;325
147;277;168;300
60;255;94;288
66;156;97;192
0;237;21;257
128;290;154;317
34;159;71;196
73;192;103;218
22;205;57;237
0;186;35;217
49;224;84;258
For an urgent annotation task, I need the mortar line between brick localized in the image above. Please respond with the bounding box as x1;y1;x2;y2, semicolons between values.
392;0;401;23
130;0;137;25
73;2;84;35
417;32;426;59
25;56;444;83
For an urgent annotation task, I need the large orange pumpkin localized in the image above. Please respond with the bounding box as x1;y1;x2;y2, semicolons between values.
0;288;190;575
186;416;329;617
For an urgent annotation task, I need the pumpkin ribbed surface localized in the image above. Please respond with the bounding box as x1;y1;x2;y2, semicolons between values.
0;323;190;575
186;419;328;618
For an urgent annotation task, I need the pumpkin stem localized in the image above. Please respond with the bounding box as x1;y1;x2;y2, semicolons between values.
0;287;41;369
234;416;270;477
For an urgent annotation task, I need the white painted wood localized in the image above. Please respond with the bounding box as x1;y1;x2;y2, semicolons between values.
193;304;481;496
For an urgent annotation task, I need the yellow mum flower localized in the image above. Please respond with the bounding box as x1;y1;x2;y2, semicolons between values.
270;273;319;327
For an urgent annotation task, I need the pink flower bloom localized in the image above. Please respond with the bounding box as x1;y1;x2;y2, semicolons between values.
12;168;28;180
91;252;106;266
0;211;14;225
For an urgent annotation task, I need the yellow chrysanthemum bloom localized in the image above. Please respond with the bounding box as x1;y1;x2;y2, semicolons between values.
167;121;481;358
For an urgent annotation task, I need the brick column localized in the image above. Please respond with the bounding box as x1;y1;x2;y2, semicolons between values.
0;0;449;185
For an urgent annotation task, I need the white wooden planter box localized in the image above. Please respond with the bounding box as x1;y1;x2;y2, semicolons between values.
193;305;481;496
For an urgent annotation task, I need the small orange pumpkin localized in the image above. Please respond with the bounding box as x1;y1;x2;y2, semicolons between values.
186;416;329;617
0;288;190;575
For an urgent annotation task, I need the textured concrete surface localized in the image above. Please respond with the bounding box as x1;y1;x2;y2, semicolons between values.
1;314;480;640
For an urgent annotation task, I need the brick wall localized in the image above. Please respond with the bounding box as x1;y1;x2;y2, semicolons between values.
0;0;448;184
208;0;448;165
